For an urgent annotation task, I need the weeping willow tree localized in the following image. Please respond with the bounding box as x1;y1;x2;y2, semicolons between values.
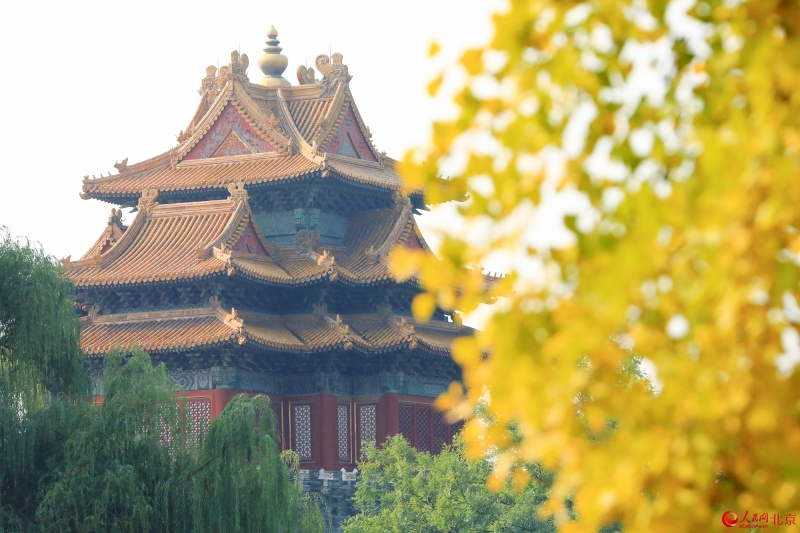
0;226;89;531
36;348;323;533
191;395;323;533
0;228;322;532
0;227;88;401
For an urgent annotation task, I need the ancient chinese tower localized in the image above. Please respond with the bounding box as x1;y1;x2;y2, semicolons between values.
66;28;473;472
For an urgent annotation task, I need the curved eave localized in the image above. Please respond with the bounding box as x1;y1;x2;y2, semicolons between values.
230;260;328;286
70;265;420;292
83;335;453;357
70;268;228;290
82;332;238;356
82;330;450;357
81;164;422;206
80;308;470;358
81;159;319;204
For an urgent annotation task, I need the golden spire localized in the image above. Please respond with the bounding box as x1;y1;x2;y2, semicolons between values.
257;26;291;87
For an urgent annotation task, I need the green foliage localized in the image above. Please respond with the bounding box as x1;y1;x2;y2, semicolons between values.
191;394;324;533
0;231;322;532
342;435;555;533
35;348;183;533
35;348;323;533
0;227;89;531
0;226;88;402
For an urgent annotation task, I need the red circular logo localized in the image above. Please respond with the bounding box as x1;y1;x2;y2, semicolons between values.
722;511;738;527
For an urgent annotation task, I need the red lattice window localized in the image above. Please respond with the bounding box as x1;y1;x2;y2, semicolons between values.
159;398;210;449
399;404;413;441
357;404;377;457
398;403;460;454
338;404;350;461
188;398;211;445
432;409;449;453
414;406;430;453
292;404;312;460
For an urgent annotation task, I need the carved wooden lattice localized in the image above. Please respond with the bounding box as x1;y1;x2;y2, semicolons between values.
399;403;459;454
338;404;350;460
414;406;430;453
358;404;377;457
399;404;413;443
188;398;211;444
293;404;312;460
432;409;448;453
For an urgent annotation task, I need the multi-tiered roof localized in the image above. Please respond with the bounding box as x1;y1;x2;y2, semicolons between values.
66;28;475;474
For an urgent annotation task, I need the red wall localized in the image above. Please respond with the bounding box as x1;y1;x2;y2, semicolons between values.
93;390;456;470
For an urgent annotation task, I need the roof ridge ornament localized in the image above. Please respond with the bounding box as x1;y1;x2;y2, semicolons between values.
113;158;129;175
83;304;101;322
218;51;249;85
176;126;193;144
392;190;411;212
137;189;159;214
198;64;222;104
231;51;249;82
334;315;353;350
201;65;217;93
221;306;246;344
297;64;316;85
316;249;335;268
227;182;249;204
398;317;418;349
257;26;291;87
108;208;123;226
315;52;352;96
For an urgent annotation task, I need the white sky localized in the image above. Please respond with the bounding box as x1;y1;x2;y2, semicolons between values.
0;0;504;259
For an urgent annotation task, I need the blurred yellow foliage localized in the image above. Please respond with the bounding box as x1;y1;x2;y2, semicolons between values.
390;1;800;531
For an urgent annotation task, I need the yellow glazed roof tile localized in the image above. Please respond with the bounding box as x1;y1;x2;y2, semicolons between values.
79;307;473;356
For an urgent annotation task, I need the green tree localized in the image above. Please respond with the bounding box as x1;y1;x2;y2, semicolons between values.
0;228;322;532
0;226;89;530
35;348;323;533
390;1;800;531
0;227;88;401
342;435;555;533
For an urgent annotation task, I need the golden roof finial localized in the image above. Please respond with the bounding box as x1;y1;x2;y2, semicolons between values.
257;26;291;88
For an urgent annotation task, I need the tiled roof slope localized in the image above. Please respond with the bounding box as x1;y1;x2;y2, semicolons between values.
82;154;320;197
335;205;417;284
66;191;430;288
80;305;472;356
286;98;334;143
79;60;412;202
65;193;288;287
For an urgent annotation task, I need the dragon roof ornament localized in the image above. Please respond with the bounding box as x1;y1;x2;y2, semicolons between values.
226;182;249;204
312;53;352;96
137;189;159;214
